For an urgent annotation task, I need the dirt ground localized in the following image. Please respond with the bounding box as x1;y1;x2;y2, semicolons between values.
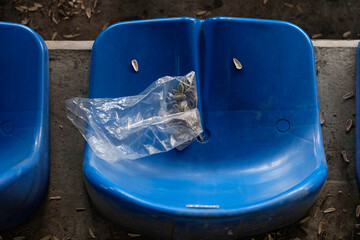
0;0;360;40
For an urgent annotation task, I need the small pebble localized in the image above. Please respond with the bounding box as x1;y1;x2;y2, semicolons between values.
341;150;350;164
40;234;52;240
21;18;30;25
296;5;303;14
49;196;62;200
323;207;336;213
299;216;311;224
343;91;354;99
314;206;320;218
343;31;351;38
312;33;323;39
51;31;58;40
267;233;273;240
63;34;81;39
89;228;96;239
346;119;353;132
283;2;294;8
128;233;141;237
13;237;26;240
196;10;208;16
318;222;324;235
320;111;325;125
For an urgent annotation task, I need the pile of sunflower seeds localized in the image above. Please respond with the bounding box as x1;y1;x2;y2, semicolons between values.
170;76;199;151
172;77;197;112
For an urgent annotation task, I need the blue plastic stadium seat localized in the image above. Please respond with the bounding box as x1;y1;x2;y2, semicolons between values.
84;17;327;239
0;22;49;230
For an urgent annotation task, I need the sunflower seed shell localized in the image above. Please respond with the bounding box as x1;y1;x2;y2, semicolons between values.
233;58;242;70
131;59;138;72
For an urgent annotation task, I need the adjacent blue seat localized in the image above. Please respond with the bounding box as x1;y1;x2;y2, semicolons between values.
0;22;49;230
84;17;327;239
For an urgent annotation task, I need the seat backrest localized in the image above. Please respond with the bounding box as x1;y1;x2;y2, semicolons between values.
0;22;48;132
201;17;319;116
89;18;201;99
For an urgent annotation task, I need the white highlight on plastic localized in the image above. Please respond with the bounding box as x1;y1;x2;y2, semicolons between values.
186;204;220;209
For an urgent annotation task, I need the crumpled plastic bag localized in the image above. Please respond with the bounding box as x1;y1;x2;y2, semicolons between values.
66;71;203;162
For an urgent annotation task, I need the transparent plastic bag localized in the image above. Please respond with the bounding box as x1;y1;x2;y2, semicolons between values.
66;71;203;162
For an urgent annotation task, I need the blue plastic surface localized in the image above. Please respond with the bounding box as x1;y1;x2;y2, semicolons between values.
0;22;49;230
84;17;327;239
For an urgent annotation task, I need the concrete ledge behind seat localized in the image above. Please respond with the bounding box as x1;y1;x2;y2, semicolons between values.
46;41;94;50
45;40;360;50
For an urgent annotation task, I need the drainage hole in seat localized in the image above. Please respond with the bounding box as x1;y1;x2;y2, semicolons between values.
1;121;14;134
277;119;290;132
197;129;211;143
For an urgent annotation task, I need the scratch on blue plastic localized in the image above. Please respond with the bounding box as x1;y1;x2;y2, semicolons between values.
0;22;49;230
84;17;327;239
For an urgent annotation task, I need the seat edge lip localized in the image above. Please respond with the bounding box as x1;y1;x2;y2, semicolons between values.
205;16;312;43
0;21;49;55
0;138;49;192
84;159;327;218
91;16;200;57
